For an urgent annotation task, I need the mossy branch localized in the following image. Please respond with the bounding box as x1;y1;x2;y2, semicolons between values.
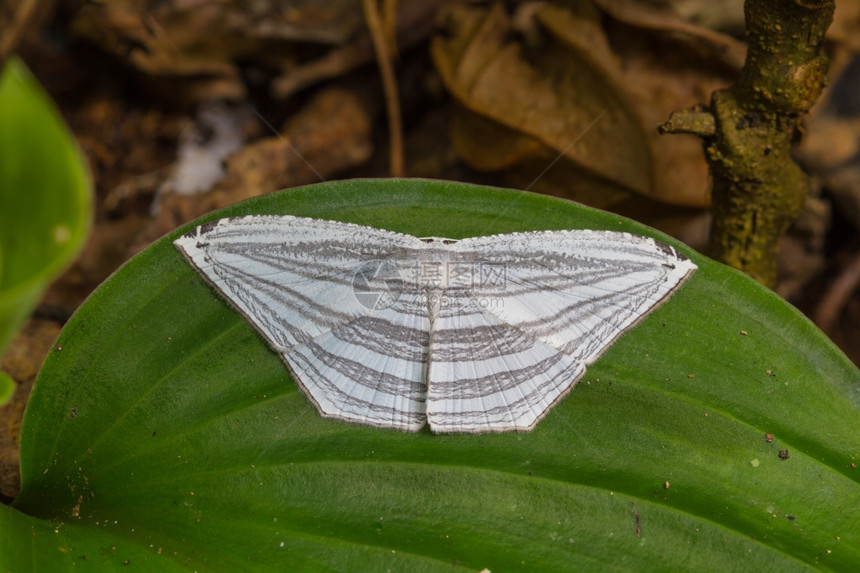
660;0;834;286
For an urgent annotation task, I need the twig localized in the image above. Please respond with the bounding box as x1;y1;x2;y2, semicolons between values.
660;0;834;286
363;0;404;177
813;250;860;334
0;0;46;68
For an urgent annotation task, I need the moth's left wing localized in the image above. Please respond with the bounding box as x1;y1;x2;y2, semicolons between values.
174;215;431;431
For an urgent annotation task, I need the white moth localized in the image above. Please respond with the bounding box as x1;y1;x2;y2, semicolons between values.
174;215;696;433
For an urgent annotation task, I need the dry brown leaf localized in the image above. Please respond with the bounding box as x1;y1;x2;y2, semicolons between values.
594;0;746;69
432;1;744;211
434;2;652;201
141;86;374;248
829;0;860;51
71;0;441;103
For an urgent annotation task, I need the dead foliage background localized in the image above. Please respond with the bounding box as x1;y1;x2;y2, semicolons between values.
1;0;859;500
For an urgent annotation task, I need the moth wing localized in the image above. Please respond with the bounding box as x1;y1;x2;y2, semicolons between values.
452;229;696;364
426;229;695;433
175;215;430;431
427;298;584;433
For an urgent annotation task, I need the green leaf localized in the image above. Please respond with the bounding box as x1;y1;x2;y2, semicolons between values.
0;371;12;407
0;57;93;355
9;179;860;571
